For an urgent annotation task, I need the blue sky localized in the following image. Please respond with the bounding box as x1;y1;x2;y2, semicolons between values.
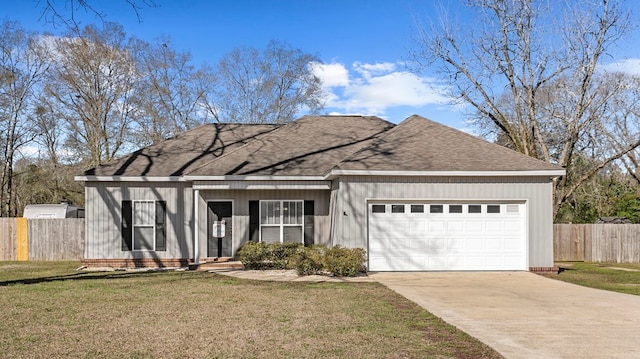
2;0;640;129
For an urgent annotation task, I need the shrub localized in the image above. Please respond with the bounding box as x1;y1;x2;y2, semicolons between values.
323;246;366;277
295;245;326;276
236;241;269;269
236;242;303;269
266;242;303;269
237;242;367;277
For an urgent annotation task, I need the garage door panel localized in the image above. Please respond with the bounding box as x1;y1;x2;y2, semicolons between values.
447;221;465;232
429;221;445;232
409;221;427;233
448;237;465;250
485;238;503;249
427;256;447;269
504;221;521;233
385;244;427;258
369;202;526;271
406;256;427;270
382;231;412;241
370;255;430;271
485;222;502;232
409;238;428;250
504;256;524;267
466;221;484;232
378;238;402;252
504;239;523;250
446;256;466;268
465;256;484;268
369;256;403;271
369;238;392;252
484;256;503;267
369;221;389;234
466;238;483;249
430;237;446;250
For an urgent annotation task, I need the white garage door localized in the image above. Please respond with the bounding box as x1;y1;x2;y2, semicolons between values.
368;202;526;271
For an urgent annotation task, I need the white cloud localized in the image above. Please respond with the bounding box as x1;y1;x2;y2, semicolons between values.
309;62;349;87
599;58;640;76
353;61;397;78
311;61;451;116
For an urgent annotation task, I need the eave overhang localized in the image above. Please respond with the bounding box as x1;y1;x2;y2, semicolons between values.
75;169;566;186
323;169;566;180
74;176;186;182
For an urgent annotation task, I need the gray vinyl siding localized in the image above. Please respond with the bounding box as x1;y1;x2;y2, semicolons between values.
332;176;555;268
84;182;193;259
198;189;331;256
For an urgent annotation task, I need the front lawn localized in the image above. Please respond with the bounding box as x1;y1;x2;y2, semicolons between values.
0;261;501;359
554;262;640;296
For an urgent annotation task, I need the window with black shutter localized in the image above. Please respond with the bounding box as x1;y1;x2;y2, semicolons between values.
248;199;312;244
121;200;167;251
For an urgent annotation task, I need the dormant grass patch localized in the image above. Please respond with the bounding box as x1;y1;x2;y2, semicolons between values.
554;262;640;296
0;261;501;359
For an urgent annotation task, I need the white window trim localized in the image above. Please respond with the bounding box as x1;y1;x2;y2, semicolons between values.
132;200;156;251
259;200;304;243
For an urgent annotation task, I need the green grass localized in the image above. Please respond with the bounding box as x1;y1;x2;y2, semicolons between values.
0;261;501;359
554;262;640;295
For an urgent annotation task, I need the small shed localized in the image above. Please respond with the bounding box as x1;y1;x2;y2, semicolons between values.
23;203;85;219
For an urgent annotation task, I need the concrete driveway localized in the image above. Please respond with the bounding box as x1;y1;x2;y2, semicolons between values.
370;272;640;359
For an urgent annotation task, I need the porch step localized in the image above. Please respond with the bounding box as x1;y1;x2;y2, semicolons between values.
192;259;245;271
201;257;235;263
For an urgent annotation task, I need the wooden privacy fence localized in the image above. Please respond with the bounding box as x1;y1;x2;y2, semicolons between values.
554;224;640;263
2;220;639;263
0;218;84;261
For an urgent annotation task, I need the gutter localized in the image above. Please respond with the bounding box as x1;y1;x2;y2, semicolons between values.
323;169;566;180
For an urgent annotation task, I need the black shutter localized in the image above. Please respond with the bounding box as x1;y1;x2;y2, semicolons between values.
155;201;167;251
304;200;314;246
121;200;132;251
249;201;259;242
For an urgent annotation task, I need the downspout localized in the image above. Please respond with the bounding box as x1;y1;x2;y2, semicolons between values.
329;181;339;247
193;189;200;265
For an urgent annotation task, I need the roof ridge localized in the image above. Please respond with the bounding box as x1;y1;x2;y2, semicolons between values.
299;115;395;175
329;116;408;172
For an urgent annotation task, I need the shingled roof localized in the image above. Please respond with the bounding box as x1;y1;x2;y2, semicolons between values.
82;114;562;178
186;115;394;176
84;123;280;176
335;115;561;172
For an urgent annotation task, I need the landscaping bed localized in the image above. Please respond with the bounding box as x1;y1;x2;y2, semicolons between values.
236;242;367;277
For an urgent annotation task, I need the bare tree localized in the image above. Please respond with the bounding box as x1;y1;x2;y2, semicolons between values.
0;21;50;216
216;40;324;124
44;22;138;167
37;0;157;30
412;0;639;218
133;37;218;146
33;98;63;166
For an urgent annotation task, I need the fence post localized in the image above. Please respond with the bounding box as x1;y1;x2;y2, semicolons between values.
16;218;28;261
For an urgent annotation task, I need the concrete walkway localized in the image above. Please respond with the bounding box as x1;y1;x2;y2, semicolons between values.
209;268;374;282
370;272;640;359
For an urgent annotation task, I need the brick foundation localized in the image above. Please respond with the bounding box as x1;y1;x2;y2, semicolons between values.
529;266;560;275
81;258;191;269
